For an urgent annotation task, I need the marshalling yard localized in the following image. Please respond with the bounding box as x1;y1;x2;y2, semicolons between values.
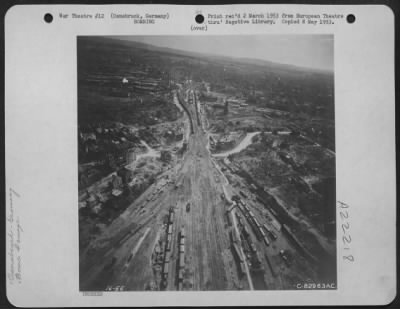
78;37;336;291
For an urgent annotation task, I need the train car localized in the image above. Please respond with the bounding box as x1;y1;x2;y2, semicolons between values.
252;251;263;268
164;251;170;263
229;230;236;244
242;225;250;238
127;253;133;263
271;219;282;231
167;224;173;235
232;243;243;263
231;195;240;202
166;240;171;251
256;196;265;204
270;231;278;240
263;236;270;246
259;227;266;237
249;183;258;192
226;211;232;226
263;223;277;240
227;203;236;212
255;231;263;241
236;203;245;213
179;252;185;269
242;238;250;253
163;261;169;278
178;269;184;282
280;250;291;267
247;219;262;240
179;244;185;253
263;223;271;233
180;227;185;239
233;230;240;244
239;261;246;277
269;207;278;217
169;212;174;224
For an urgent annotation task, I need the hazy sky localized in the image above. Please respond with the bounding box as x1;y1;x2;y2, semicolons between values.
116;35;334;71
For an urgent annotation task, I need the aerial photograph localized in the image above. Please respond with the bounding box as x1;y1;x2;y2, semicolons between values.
78;35;336;291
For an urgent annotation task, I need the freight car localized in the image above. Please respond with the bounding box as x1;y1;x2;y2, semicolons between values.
179;252;185;269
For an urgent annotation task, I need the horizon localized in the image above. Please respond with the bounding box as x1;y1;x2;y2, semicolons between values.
112;35;334;72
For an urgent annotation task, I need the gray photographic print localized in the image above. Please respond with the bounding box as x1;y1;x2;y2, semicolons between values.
78;35;336;292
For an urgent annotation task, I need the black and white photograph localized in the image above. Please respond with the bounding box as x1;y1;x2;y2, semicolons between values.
4;3;396;306
77;35;336;292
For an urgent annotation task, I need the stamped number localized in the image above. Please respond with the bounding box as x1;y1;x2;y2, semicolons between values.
338;201;354;262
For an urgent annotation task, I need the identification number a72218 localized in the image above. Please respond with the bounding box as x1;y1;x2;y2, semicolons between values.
338;201;354;262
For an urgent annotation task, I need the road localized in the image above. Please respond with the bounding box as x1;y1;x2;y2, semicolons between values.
80;87;248;291
79;86;332;292
213;132;261;157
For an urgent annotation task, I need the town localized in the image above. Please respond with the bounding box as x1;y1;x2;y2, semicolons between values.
78;36;336;291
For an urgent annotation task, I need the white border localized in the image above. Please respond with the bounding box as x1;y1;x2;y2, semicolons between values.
5;4;396;307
